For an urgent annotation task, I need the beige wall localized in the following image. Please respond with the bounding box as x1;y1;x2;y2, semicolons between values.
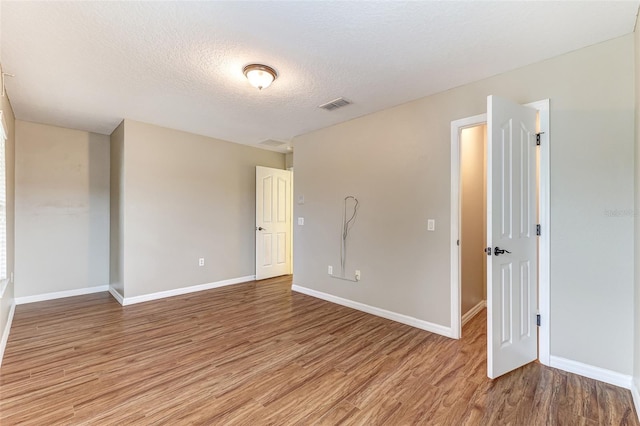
293;35;635;374
634;17;640;403
285;152;294;170
460;125;486;315
0;63;16;355
15;121;110;297
118;120;285;298
109;121;125;296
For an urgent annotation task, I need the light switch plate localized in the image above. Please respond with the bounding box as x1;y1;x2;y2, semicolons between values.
427;219;435;231
298;217;304;226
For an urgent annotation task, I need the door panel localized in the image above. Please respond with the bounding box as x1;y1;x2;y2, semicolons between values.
487;95;538;379
256;166;291;280
263;176;273;223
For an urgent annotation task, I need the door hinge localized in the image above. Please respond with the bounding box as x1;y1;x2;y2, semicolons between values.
536;314;541;327
536;224;541;236
536;132;545;146
457;239;460;246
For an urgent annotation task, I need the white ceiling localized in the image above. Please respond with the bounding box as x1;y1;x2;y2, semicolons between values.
1;1;639;152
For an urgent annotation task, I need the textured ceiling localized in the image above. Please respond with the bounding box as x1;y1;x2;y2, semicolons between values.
1;1;639;152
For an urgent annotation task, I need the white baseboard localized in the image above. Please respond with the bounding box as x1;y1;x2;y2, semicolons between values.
119;275;256;306
0;302;15;367
632;378;640;422
15;285;109;305
108;286;125;305
549;355;633;389
291;284;453;338
462;300;486;326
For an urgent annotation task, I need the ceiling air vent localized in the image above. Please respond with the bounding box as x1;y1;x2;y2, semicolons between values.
259;139;286;147
319;97;352;111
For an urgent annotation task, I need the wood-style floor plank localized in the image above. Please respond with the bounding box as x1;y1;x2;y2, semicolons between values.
1;276;637;425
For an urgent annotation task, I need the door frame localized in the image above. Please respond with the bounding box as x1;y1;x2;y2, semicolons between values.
255;166;293;280
449;99;550;366
288;168;294;275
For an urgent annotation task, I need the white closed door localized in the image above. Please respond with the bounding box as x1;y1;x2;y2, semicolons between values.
487;95;538;379
256;166;291;280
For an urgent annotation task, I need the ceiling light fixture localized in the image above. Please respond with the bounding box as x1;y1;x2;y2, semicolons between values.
243;64;278;90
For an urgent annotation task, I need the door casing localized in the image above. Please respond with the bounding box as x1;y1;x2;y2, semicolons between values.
449;99;550;367
255;166;293;280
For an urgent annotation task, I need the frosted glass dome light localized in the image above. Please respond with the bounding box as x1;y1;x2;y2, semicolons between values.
243;64;278;90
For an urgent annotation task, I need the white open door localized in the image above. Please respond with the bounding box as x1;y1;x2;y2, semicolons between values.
487;95;538;379
256;166;292;280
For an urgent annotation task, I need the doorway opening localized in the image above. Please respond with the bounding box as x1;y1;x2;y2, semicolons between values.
255;166;294;280
450;99;550;373
459;124;488;328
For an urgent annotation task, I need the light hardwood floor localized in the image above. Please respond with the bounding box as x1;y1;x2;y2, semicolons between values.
1;276;637;425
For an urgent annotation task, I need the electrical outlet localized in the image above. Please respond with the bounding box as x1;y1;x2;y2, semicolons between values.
198;258;205;266
355;270;361;281
328;265;333;275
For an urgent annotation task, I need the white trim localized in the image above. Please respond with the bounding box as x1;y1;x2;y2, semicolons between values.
120;275;256;306
0;111;7;141
0;302;15;367
290;171;294;275
549;355;632;390
632;378;640;422
450;113;487;340
449;99;550;365
108;286;125;305
292;284;453;337
14;285;109;305
0;278;8;298
461;300;486;326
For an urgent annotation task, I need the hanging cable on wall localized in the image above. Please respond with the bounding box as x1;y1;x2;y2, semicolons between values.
1;73;15;98
331;195;360;282
341;196;358;274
